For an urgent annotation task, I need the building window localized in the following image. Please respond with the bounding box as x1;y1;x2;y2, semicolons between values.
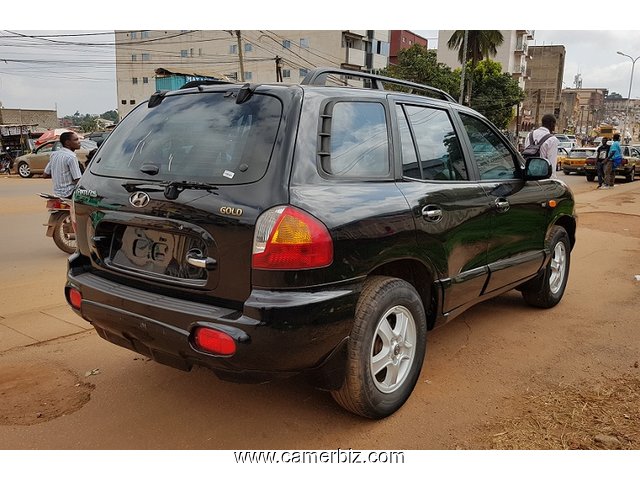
132;77;138;84
282;39;291;49
190;48;194;57
143;77;149;84
129;100;136;105
299;68;308;77
181;50;188;58
142;53;150;61
244;72;252;80
245;43;252;52
121;100;127;105
199;48;203;56
131;54;137;61
300;38;309;48
282;69;291;78
229;44;237;54
141;31;149;39
377;41;390;56
130;32;137;39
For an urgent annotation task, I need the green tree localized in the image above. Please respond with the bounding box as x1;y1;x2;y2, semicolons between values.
101;110;119;122
382;44;460;100
467;59;525;129
447;30;504;104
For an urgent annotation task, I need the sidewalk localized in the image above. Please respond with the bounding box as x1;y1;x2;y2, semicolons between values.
0;304;93;353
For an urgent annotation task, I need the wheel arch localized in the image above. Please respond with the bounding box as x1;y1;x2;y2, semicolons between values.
368;258;438;330
551;214;576;250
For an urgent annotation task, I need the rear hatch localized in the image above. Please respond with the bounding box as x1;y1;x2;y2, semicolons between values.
74;85;292;303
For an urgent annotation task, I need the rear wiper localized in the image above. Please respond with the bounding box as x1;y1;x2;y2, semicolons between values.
122;181;164;193
160;181;219;200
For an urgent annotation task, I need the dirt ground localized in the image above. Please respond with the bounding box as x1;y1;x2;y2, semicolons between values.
0;176;639;454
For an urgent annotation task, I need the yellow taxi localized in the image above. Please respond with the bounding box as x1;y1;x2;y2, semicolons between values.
561;147;597;175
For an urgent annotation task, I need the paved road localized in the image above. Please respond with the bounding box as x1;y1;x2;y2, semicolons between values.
1;174;639;460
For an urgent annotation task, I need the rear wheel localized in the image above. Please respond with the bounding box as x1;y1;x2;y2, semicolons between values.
521;226;570;308
586;174;595;182
17;161;32;178
626;169;635;182
52;214;77;254
331;276;427;419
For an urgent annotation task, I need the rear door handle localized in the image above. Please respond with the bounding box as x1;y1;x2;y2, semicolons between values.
421;205;443;223
494;198;510;213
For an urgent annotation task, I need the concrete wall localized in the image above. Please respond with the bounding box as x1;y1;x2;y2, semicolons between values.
0;109;59;130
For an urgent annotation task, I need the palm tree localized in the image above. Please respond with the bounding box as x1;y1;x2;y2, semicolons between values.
447;30;504;105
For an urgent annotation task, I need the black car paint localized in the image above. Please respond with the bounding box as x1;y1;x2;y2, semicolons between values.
66;81;576;389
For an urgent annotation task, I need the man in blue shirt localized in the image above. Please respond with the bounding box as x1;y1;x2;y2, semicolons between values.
44;132;82;198
604;133;622;189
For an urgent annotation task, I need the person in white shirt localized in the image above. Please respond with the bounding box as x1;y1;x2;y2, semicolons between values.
524;114;560;176
43;132;83;198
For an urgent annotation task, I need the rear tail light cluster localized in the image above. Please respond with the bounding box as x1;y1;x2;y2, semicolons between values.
252;206;333;270
193;327;236;356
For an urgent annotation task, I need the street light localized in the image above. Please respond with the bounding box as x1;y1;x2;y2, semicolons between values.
617;51;640;142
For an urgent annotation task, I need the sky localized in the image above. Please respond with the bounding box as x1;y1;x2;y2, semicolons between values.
2;3;640;117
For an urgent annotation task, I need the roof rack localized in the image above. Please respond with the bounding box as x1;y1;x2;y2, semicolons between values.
301;67;457;103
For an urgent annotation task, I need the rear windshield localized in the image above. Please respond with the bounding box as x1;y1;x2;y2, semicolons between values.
90;91;283;184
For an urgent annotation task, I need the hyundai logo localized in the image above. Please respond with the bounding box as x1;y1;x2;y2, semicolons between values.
129;191;150;208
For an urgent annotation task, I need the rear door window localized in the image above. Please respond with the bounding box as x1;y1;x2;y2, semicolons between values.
90;92;283;184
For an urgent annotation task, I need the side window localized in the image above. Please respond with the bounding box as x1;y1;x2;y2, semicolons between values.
398;104;467;181
460;113;517;180
323;102;389;178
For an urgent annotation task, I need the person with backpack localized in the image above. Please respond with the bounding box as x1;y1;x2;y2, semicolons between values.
523;114;560;176
595;137;610;188
605;133;623;189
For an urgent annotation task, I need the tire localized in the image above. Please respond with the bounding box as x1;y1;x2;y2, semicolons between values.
331;276;427;419
521;226;570;308
52;214;77;254
586;174;595;182
17;161;32;178
563;169;570;175
626;169;635;182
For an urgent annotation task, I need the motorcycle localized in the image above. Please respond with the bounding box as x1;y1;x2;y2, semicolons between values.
0;147;14;174
39;193;77;254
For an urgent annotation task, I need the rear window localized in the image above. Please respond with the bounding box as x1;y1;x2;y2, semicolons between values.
90;91;282;184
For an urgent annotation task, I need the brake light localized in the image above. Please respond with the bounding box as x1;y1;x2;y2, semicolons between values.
193;327;236;356
252;206;333;270
68;288;82;310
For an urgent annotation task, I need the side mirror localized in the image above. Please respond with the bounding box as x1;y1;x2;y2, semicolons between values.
524;157;552;180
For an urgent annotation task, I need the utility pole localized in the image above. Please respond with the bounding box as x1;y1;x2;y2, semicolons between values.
235;30;245;82
534;89;541;127
275;56;283;82
458;30;468;105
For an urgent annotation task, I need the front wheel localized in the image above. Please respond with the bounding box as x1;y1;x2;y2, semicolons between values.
17;161;32;178
52;213;77;254
331;276;427;419
626;169;635;182
586;174;595;182
521;226;570;308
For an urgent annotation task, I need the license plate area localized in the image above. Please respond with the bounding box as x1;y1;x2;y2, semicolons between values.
109;226;208;283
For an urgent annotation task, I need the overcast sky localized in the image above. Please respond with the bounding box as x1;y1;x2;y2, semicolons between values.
2;4;640;117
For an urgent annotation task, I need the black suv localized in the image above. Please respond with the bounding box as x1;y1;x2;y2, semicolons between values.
66;68;576;419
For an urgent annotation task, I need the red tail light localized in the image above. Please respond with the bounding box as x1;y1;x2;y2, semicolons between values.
68;288;82;310
252;206;333;270
193;327;236;356
46;199;65;209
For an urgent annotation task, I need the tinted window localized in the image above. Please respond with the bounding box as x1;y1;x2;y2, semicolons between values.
460;114;518;180
90;92;282;184
324;102;389;177
398;105;467;181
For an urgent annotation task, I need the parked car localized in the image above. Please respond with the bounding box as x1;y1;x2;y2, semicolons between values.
65;68;577;419
84;131;111;147
584;145;640;182
555;134;576;151
556;146;570;170
11;139;97;178
561;147;597;175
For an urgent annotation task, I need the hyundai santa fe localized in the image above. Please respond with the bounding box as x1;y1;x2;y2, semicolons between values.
65;68;576;419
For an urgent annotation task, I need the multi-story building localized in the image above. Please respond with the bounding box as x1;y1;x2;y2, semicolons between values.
561;88;607;136
523;45;566;130
389;31;428;65
436;30;534;90
115;30;390;118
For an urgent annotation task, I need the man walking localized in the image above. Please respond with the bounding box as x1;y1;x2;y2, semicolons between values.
595;137;610;188
524;114;560;175
43;131;83;198
604;133;623;189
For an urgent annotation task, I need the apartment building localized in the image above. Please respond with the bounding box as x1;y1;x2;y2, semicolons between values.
436;30;534;90
522;45;566;130
115;30;390;118
561;88;607;135
389;31;428;65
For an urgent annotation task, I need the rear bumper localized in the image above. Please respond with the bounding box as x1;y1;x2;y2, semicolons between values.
65;257;360;386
